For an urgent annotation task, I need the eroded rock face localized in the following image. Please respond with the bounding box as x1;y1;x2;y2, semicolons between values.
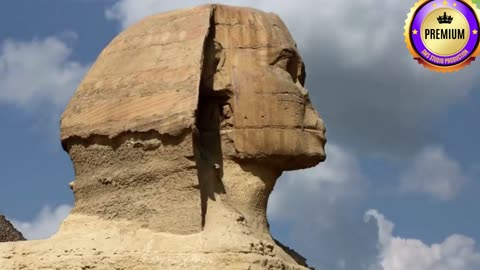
0;216;24;242
0;4;326;269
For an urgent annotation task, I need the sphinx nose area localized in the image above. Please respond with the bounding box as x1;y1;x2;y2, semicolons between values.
303;104;325;131
317;117;327;134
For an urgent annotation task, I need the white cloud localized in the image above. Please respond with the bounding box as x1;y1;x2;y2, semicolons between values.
268;144;375;269
0;35;88;109
365;209;480;270
106;0;254;28
105;0;478;156
269;144;365;223
10;205;72;240
399;145;468;201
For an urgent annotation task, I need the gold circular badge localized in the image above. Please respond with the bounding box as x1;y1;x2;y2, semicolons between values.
421;8;470;55
405;0;480;72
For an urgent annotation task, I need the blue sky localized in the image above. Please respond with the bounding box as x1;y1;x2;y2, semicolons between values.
1;1;479;269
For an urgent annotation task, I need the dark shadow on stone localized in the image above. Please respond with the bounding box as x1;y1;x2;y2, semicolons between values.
194;7;230;228
194;91;229;228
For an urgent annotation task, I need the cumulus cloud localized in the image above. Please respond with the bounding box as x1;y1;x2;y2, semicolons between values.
269;144;366;222
268;144;376;269
399;145;468;201
365;209;480;270
106;0;247;28
11;205;72;240
0;35;88;109
105;0;478;156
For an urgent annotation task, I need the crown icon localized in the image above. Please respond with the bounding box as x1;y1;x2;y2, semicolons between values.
437;12;454;24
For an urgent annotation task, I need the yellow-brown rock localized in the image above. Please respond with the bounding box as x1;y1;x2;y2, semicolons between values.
0;4;326;269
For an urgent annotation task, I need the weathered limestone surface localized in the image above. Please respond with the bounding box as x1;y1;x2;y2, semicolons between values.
0;216;24;242
61;5;211;140
0;4;326;269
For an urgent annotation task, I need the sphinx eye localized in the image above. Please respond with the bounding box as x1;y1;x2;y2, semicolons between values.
271;49;299;82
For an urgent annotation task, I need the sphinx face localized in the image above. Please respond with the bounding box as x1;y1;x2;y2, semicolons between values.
212;6;326;170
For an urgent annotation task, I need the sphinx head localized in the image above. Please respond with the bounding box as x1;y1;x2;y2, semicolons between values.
62;5;325;170
60;4;326;236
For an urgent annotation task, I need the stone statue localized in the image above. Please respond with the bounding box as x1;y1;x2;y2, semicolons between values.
0;4;326;269
0;215;24;242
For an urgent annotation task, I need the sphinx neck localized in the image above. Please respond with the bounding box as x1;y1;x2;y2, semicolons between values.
200;158;281;240
67;133;204;234
67;132;282;239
